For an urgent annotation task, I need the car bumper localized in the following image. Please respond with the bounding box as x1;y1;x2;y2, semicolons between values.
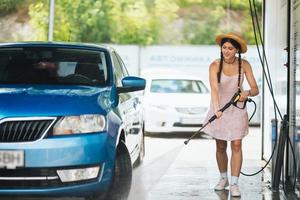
145;123;203;133
0;133;114;197
144;109;206;133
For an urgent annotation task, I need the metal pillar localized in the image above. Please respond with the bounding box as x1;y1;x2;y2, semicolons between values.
48;0;55;41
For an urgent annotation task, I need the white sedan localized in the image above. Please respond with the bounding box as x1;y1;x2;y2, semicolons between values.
142;74;210;134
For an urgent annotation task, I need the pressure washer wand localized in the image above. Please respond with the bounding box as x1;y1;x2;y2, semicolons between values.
184;92;241;145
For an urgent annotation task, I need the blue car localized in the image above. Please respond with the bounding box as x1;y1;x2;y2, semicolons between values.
0;42;146;199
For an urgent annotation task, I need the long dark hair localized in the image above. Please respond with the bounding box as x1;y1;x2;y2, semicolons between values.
217;38;242;89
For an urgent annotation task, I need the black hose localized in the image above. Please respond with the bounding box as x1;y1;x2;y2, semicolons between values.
240;0;280;177
288;133;297;190
240;98;277;176
247;98;256;122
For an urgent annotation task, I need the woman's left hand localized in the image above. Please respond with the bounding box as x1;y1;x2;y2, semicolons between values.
239;90;249;102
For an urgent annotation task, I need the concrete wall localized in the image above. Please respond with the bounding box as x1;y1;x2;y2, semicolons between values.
263;0;288;159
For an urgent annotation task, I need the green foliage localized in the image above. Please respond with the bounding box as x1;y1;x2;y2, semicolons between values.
181;6;226;44
0;0;32;16
0;0;27;15
53;0;111;42
3;0;262;44
27;0;179;45
175;0;203;7
179;0;262;44
111;1;155;44
28;0;48;41
151;0;179;44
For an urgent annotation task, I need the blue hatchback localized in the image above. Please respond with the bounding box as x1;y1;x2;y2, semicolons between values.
0;42;146;199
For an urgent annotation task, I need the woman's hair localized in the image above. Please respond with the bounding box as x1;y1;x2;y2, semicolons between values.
217;38;242;89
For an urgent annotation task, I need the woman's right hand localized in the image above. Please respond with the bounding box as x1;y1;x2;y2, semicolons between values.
214;110;223;119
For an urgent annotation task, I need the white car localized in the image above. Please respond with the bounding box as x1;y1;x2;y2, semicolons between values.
142;73;210;134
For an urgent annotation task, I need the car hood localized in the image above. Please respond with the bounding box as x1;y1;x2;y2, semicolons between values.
144;93;210;107
0;84;111;118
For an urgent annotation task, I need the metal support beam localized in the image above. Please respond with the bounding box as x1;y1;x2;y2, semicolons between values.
48;0;55;41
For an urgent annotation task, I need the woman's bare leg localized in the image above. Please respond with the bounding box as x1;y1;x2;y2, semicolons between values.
230;139;242;177
216;139;228;173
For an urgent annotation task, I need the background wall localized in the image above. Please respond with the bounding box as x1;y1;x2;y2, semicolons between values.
263;0;288;159
112;44;262;125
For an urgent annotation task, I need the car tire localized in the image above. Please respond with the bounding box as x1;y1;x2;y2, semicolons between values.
86;140;132;200
106;140;132;200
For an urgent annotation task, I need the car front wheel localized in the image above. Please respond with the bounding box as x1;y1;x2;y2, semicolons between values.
87;140;132;200
107;140;132;200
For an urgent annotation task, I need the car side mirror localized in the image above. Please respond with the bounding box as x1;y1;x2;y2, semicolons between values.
117;76;146;93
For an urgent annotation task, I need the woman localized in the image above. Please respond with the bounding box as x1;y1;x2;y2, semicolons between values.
203;32;259;197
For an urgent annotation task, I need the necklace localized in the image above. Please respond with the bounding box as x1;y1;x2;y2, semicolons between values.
223;57;236;64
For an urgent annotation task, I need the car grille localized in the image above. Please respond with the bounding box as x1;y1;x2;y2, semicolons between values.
0;117;56;143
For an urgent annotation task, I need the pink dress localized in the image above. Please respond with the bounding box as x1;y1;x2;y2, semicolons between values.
203;72;249;141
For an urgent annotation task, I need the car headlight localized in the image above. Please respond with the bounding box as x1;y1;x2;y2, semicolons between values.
53;115;106;135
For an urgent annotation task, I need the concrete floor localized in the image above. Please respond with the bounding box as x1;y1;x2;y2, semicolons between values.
128;127;300;200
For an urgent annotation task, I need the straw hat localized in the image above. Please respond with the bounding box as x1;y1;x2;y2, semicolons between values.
215;32;247;53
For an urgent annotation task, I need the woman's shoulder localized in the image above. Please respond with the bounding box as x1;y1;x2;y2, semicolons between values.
241;58;252;70
242;59;252;73
209;59;220;71
210;59;220;67
241;58;251;65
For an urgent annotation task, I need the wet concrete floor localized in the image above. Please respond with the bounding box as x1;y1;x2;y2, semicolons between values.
128;127;300;200
2;127;300;200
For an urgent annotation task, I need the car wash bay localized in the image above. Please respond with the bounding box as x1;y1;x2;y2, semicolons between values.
3;127;298;200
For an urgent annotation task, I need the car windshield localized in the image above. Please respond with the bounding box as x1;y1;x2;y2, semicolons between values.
150;79;209;93
0;47;109;86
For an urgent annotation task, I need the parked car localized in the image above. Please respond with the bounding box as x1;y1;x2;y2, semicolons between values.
0;42;146;200
141;72;210;134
